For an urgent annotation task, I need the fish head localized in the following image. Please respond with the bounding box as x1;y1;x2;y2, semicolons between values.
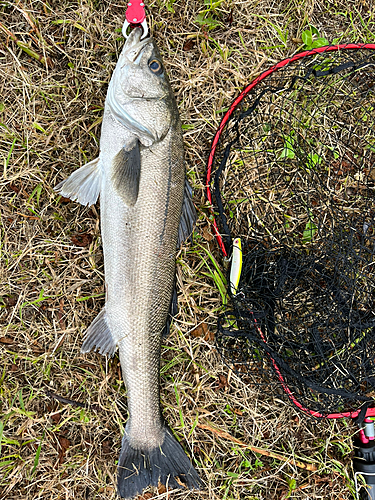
108;28;178;145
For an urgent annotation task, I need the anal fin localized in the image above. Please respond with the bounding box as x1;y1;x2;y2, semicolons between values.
81;308;117;357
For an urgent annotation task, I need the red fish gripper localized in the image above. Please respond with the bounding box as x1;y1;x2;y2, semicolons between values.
123;1;148;39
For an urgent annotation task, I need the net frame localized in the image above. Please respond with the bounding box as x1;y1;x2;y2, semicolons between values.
206;43;375;421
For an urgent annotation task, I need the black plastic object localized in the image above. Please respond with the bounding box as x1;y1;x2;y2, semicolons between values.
354;440;375;499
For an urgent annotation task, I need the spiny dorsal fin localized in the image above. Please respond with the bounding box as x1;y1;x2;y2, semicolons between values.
162;282;178;338
112;141;141;206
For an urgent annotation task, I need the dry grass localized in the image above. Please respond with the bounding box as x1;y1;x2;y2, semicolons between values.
1;0;374;499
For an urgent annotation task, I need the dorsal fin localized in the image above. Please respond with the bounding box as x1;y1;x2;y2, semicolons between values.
178;178;197;246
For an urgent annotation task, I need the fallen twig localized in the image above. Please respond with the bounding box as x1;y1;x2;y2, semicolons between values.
15;212;39;220
197;422;318;471
45;389;99;411
45;389;86;407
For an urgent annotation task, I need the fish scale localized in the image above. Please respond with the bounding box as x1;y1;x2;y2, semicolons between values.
55;28;201;499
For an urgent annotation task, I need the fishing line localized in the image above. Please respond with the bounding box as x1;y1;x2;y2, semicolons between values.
206;43;375;500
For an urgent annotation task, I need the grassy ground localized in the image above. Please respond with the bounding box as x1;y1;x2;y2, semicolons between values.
1;0;375;499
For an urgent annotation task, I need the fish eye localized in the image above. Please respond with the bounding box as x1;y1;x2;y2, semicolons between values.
148;59;163;75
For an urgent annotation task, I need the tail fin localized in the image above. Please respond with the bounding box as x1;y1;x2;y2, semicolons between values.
117;425;202;499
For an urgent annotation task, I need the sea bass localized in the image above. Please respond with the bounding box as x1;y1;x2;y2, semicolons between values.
55;28;201;499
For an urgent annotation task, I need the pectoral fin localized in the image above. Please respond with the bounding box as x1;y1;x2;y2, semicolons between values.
177;178;197;247
54;157;102;206
112;140;141;206
81;308;117;357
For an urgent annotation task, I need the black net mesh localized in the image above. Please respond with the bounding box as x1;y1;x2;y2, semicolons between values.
209;46;375;417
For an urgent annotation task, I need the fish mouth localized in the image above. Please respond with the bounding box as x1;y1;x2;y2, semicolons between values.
122;28;153;64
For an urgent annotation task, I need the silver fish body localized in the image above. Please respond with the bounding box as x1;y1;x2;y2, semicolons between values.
55;28;200;499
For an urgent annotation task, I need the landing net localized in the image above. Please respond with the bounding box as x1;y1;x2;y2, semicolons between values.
207;45;375;418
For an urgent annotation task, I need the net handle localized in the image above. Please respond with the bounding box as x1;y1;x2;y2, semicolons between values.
206;43;375;258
